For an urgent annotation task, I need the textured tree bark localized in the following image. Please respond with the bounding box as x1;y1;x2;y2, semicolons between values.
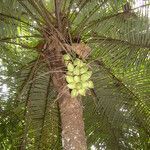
43;38;87;150
59;97;87;150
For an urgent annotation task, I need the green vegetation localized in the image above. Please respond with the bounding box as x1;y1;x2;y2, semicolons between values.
0;0;150;149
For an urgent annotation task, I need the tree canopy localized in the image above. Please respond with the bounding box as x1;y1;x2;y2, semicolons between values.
0;0;150;149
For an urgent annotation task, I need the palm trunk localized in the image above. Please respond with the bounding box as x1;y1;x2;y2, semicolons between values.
58;94;87;150
43;39;87;150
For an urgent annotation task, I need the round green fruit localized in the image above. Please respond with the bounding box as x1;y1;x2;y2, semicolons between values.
67;83;76;89
74;76;80;82
80;66;88;74
63;54;71;61
65;60;71;66
71;89;78;98
82;82;88;89
67;71;73;76
81;71;92;81
67;63;74;72
66;75;74;83
74;58;84;67
78;89;86;96
74;58;80;66
76;82;82;89
73;66;80;75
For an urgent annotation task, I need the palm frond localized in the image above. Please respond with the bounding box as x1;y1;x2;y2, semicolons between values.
83;60;149;149
16;59;62;149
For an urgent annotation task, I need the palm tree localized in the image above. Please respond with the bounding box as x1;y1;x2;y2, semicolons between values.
0;0;149;149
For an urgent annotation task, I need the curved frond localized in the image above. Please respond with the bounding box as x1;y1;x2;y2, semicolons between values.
83;61;149;149
15;59;62;149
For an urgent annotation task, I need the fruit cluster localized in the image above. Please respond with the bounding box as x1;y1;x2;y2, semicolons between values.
63;54;94;98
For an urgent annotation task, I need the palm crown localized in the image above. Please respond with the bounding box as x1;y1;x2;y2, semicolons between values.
0;0;149;149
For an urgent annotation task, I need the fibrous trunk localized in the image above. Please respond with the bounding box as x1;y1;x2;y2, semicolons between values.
43;38;87;150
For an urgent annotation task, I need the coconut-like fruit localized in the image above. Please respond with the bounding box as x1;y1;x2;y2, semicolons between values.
67;71;73;76
67;63;74;72
74;75;80;83
63;54;71;61
66;75;74;83
67;83;76;89
80;66;88;74
65;60;71;66
73;66;80;75
74;58;81;66
87;80;94;88
74;58;84;67
81;63;87;68
81;71;92;81
71;89;78;98
79;61;85;67
78;89;86;96
76;82;82;89
82;82;88;89
65;57;93;97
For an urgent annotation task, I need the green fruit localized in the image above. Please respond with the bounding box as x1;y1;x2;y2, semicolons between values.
80;63;87;68
76;82;82;89
71;89;78;98
67;83;76;89
81;71;92;81
78;89;86;96
74;58;80;66
65;60;70;66
79;63;84;67
74;58;84;67
74;76;80;82
80;66;88;74
73;66;80;75
67;71;73;76
67;63;74;72
63;54;71;61
82;82;88;89
78;62;84;67
87;80;94;89
66;75;74;83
